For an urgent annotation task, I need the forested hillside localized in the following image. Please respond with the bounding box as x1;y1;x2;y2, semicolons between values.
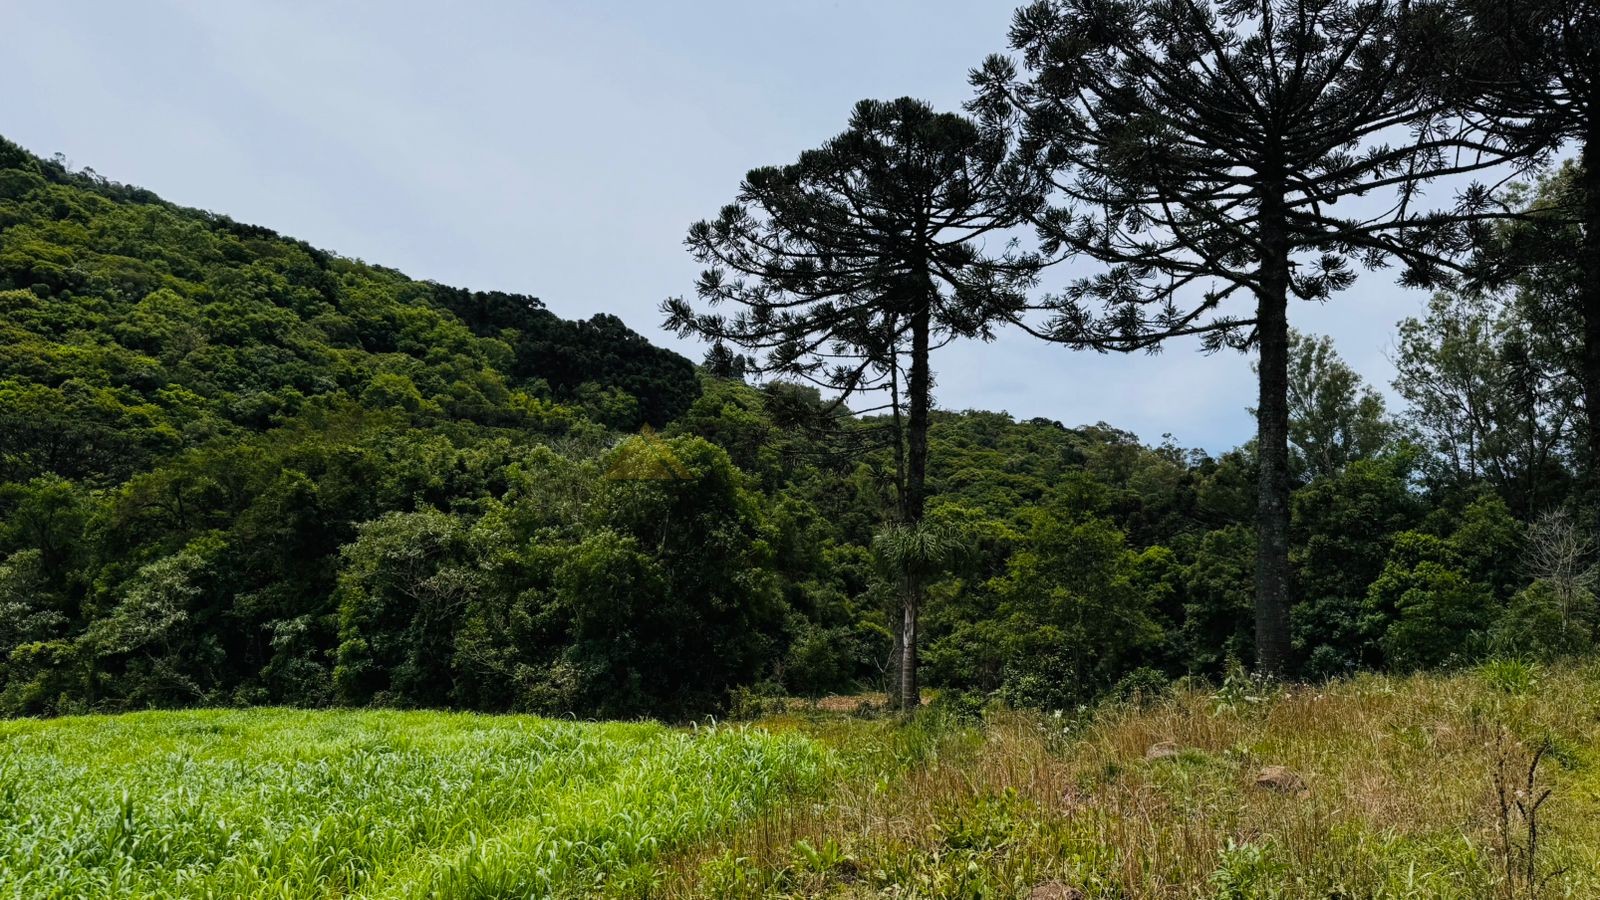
0;128;1590;721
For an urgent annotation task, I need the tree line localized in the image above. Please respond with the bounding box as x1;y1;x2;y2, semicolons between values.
2;0;1599;719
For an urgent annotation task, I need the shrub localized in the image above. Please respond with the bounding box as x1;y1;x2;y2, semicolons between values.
1491;579;1596;660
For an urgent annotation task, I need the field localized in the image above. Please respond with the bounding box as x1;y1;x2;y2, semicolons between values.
657;661;1600;899
4;662;1600;899
0;710;829;899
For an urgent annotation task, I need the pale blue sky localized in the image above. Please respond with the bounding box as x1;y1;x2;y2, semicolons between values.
4;0;1442;451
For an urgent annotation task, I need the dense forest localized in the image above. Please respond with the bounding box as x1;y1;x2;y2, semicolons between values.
0;133;1585;720
3;0;1598;722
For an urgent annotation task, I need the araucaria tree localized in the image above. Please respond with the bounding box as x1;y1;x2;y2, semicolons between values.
1449;0;1600;501
663;97;1043;709
972;0;1522;675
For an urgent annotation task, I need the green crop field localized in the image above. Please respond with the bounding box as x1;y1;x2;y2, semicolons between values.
0;709;829;899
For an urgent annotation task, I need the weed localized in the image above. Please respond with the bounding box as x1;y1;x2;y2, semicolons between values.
1210;839;1287;900
1481;657;1543;696
1493;733;1565;900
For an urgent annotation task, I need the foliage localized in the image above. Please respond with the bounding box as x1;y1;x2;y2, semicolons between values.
1282;330;1395;482
1393;290;1578;515
1291;455;1423;675
0;86;1595;721
1492;580;1596;660
1366;532;1495;671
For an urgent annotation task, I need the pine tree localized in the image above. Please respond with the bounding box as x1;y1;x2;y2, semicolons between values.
663;97;1043;708
1450;0;1600;507
972;0;1522;674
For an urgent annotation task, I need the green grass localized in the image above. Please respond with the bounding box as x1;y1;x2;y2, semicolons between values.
0;708;831;899
8;663;1600;898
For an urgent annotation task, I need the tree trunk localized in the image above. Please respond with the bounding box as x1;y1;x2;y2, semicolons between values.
889;338;908;523
900;302;931;712
886;339;907;710
1579;135;1600;535
899;586;919;711
886;610;903;709
1254;197;1294;678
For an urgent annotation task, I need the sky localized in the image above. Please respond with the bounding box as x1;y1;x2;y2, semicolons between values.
4;0;1449;452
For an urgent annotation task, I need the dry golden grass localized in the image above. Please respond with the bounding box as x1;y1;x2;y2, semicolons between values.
649;660;1600;899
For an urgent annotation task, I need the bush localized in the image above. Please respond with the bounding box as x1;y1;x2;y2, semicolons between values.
1111;666;1172;707
1365;533;1495;671
1490;579;1596;660
1378;561;1494;670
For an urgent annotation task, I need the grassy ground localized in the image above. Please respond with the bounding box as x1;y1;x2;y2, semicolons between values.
661;660;1600;899
2;662;1597;898
0;708;828;898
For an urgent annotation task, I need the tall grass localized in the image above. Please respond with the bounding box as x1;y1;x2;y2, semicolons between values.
661;660;1600;898
0;708;829;898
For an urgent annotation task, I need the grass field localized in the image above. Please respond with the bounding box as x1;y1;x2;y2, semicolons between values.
4;662;1600;899
0;709;829;899
662;661;1600;898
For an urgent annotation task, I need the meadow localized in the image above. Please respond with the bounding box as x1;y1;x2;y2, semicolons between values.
664;661;1600;899
4;661;1600;898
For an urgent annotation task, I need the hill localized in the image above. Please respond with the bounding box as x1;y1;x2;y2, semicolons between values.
0;136;748;716
0;134;699;490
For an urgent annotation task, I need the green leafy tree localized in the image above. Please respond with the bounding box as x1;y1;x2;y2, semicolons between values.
333;509;476;707
986;509;1163;707
1493;579;1597;659
1392;291;1577;514
1361;503;1520;671
0;549;68;712
1281;331;1394;481
1447;0;1600;500
572;435;786;716
83;533;228;707
1447;494;1527;602
1291;454;1423;675
1369;553;1495;671
1179;525;1258;675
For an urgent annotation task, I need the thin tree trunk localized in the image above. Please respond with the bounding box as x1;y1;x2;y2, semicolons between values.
1255;193;1294;678
899;586;919;712
886;339;907;710
900;302;932;711
1579;135;1600;536
889;338;908;523
886;611;903;708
